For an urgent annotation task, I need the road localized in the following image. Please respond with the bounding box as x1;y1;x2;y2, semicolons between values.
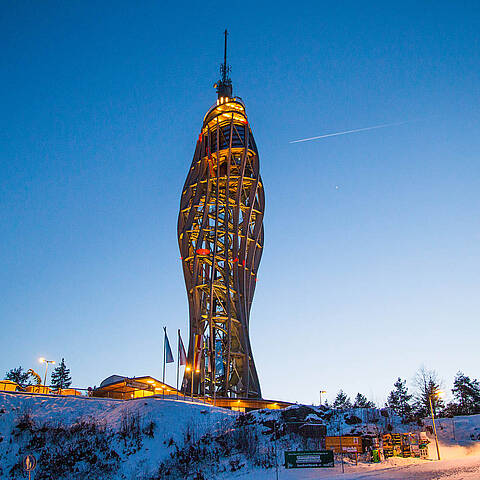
241;455;480;479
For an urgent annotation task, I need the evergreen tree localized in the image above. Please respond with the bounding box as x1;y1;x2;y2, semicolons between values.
353;393;375;408
387;377;413;419
5;366;31;385
414;367;444;417
333;390;352;410
50;358;72;389
452;371;480;415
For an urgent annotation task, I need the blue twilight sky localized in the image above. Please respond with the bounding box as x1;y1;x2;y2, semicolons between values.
1;1;479;405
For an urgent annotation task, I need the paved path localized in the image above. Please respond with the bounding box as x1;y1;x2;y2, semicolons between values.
238;455;480;479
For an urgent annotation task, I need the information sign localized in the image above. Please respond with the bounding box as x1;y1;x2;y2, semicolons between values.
23;454;37;480
284;450;334;468
23;455;36;472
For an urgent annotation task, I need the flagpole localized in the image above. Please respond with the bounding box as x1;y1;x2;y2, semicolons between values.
203;338;206;404
176;329;180;401
191;367;194;401
163;326;166;399
213;340;216;407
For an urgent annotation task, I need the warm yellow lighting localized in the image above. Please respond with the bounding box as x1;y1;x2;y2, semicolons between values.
195;369;200;373
39;357;54;364
147;380;154;384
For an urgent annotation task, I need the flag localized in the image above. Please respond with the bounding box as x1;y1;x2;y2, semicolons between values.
193;334;203;372
178;330;187;366
164;328;174;363
205;337;212;373
206;353;212;373
215;338;224;375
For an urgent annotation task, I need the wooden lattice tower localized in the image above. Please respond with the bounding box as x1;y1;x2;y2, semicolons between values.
178;31;264;398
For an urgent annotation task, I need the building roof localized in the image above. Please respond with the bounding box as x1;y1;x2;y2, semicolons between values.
95;375;176;396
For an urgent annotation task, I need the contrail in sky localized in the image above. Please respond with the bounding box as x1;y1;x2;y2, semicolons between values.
289;120;417;144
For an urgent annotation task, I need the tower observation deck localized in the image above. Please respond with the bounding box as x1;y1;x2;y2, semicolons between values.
177;31;264;399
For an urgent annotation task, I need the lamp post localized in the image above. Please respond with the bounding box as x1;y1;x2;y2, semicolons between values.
39;358;55;387
428;390;442;461
320;390;327;406
185;365;194;401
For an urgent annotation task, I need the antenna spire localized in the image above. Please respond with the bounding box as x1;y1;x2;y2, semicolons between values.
223;29;228;83
216;29;232;99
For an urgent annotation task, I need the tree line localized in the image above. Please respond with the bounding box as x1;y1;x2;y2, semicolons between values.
4;358;72;390
329;367;480;420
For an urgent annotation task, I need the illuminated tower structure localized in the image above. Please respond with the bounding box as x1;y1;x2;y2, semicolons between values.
178;31;264;399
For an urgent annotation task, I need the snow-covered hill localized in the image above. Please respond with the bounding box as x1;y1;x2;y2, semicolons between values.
1;392;479;479
0;392;236;479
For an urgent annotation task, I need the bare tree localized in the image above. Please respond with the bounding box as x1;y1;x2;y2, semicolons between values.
413;366;444;417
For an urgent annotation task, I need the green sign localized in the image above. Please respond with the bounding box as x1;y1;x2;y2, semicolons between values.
284;450;334;468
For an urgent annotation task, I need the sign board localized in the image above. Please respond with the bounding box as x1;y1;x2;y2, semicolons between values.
284;450;334;469
23;454;36;471
325;435;363;453
343;446;357;453
125;380;154;391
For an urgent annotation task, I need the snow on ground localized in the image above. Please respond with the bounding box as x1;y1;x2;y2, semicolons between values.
1;391;480;479
0;391;237;479
424;414;480;446
232;455;480;479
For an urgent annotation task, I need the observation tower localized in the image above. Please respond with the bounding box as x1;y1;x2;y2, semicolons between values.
177;31;264;399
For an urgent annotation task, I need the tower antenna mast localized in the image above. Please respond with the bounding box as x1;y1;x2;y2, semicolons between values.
223;29;228;83
217;29;232;98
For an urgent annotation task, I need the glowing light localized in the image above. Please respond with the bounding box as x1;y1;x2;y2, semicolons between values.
39;358;54;365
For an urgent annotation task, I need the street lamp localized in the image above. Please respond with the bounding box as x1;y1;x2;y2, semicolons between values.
428;390;443;461
320;390;327;406
39;358;55;386
185;365;194;401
